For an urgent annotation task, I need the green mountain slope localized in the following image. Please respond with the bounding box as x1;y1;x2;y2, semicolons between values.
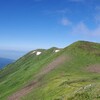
0;41;100;100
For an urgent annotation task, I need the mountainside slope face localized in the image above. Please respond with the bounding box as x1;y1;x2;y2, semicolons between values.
0;41;100;100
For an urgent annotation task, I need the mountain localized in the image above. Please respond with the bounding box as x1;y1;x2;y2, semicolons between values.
0;41;100;100
0;58;14;69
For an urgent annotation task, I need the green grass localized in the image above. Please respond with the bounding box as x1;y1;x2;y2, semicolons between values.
0;41;100;100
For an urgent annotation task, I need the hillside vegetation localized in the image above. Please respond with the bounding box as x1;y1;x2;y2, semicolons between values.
0;41;100;100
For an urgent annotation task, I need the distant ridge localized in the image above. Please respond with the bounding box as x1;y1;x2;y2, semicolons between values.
0;57;14;69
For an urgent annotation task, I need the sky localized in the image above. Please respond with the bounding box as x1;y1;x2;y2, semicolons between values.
0;0;100;54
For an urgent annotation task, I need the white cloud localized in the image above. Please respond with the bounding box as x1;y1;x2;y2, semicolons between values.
43;9;71;26
93;25;100;36
60;18;72;26
95;6;100;11
71;22;89;34
95;6;100;24
95;14;100;24
71;22;100;36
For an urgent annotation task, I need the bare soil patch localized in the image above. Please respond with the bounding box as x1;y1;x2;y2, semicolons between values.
37;55;68;76
8;55;69;100
87;64;100;73
8;80;39;100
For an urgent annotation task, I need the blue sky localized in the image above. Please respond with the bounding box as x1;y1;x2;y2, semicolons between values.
0;0;100;52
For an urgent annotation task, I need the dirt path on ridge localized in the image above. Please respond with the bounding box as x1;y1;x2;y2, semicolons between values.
8;55;69;100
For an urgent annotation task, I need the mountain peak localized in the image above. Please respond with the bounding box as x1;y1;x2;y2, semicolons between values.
66;40;100;51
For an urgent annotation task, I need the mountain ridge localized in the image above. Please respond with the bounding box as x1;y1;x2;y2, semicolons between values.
0;40;100;100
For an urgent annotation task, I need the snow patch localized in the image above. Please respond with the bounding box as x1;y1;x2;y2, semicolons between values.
36;52;41;55
55;50;60;53
31;51;36;54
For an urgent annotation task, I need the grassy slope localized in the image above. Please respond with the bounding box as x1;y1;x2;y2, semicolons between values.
0;41;100;100
22;41;100;100
0;48;63;100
